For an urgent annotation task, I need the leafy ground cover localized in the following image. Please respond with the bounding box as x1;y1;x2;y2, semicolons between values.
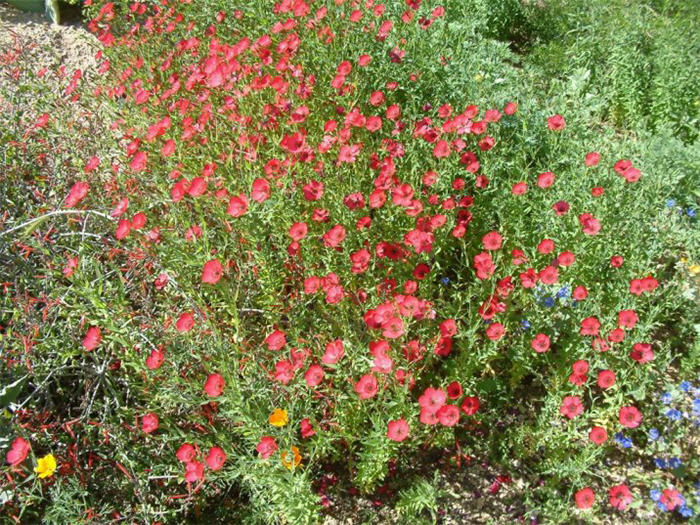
1;1;698;523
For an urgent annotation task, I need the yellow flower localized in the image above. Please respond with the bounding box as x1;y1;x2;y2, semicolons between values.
34;454;57;479
689;264;700;276
281;446;302;470
268;408;288;427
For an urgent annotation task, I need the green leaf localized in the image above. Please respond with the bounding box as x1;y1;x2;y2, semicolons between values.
0;376;27;408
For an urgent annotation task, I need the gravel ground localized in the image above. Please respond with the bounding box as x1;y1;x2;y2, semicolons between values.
0;2;96;100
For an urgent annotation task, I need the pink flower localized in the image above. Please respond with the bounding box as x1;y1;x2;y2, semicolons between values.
204;373;225;397
6;437;30;466
206;446;226;471
83;326;101;351
619;406;642;428
256;436;277;459
141;412;159;434
201;259;223;285
354;374;378;399
387;418;410;442
547;114;566;131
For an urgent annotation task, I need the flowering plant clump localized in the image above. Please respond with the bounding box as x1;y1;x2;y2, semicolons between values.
0;0;698;523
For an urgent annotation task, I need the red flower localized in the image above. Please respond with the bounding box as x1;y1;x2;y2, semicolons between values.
439;319;457;337
597;370;616;389
584;152;600;167
6;437;30;466
83;326;101;351
265;329;286;351
537;239;554;254
572;286;588;300
578;213;601;235
304;364;324;387
575;487;595;509
589;426;608;445
387;418;410;442
201;259;223;285
512;182;528;195
611;255;624;268
289;222;308;241
110;198;128;218
619;406;642;428
531;333;551;353
184;460;204;482
482;231;502;250
660;489;683;511
418;387;446;414
322;224;346;248
274;360;294;385
354;374;378;399
176;312;195;333
141;413;159;434
130;150;148;172
580;317;600;336
473;252;495;280
256;437;277;459
504;102;518;115
446;381;463;400
176;443;196;463
300;418;316;438
302;180;324;201
65;181;90;207
486;323;505;341
206;446;226;471
437;404;460;427
547;114;566;131
552;200;570;215
608;328;625;343
115;219;131;240
630;342;654;364
557;251;575;267
227;194;249;217
618;310;638;329
538;265;558;285
145;348;164;370
560;396;584;419
251;178;270;203
609;484;633;510
460;396;480;415
322;339;344;364
537;171;555;188
433;140;450;158
204;373;225;397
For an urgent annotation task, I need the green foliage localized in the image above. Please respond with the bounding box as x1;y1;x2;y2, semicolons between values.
0;0;698;523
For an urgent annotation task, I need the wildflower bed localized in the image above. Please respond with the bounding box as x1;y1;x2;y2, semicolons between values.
0;0;698;523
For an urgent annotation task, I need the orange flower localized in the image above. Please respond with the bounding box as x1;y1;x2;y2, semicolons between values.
268;408;288;427
281;446;302;470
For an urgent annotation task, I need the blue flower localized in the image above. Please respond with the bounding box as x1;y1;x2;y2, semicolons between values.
657;501;668;512
661;392;673;404
556;285;570;299
650;489;662;501
680;381;692;393
692;399;700;416
648;428;660;441
668;457;682;469
679;505;694;518
441;277;450;285
666;408;682;421
655;458;667;468
666;199;677;208
614;432;633;448
543;296;555;308
521;319;531;330
687;208;697;218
